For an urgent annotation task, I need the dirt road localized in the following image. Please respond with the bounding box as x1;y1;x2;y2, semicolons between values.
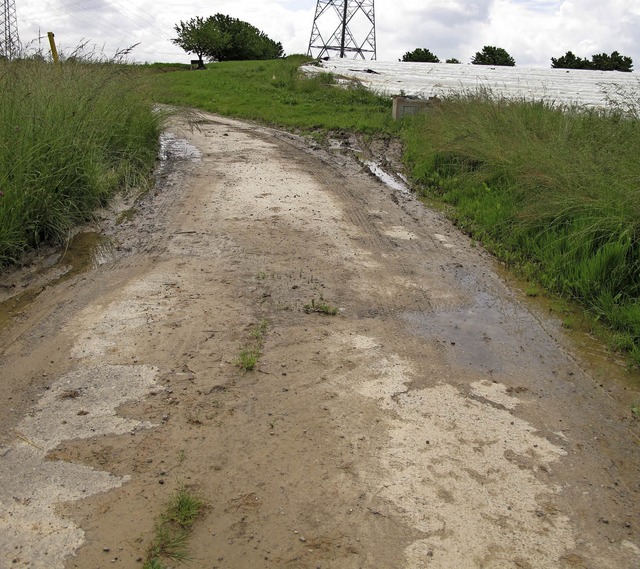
1;114;639;569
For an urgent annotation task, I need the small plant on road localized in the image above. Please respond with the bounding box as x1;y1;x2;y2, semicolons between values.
237;347;260;371
236;319;269;371
303;297;338;315
143;483;204;568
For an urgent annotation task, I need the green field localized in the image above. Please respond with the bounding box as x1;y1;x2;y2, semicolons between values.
2;55;638;365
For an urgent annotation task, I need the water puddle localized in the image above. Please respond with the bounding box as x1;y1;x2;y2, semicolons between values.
116;207;138;225
58;232;116;273
0;232;116;333
404;262;640;401
364;160;410;193
404;287;563;374
494;265;640;393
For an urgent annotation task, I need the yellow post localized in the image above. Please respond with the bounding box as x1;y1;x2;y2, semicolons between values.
47;32;60;65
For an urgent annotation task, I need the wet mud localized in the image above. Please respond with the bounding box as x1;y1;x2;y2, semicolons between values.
0;113;639;569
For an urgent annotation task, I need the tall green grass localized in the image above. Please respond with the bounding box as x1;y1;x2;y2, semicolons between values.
402;93;640;363
152;55;393;132
0;58;163;264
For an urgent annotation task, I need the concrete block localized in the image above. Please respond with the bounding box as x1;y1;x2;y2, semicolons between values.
392;96;439;120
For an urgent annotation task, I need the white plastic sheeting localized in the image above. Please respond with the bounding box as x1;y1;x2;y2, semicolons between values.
303;59;639;109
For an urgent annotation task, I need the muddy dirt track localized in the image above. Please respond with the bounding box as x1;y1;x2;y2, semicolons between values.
1;114;639;569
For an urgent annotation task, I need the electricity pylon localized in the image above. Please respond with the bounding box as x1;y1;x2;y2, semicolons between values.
308;0;376;60
1;0;21;60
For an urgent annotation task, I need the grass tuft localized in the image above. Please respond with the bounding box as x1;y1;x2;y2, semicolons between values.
303;298;339;315
236;320;268;372
143;483;204;568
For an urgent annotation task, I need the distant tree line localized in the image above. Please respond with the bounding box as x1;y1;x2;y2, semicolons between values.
402;45;515;66
172;14;283;64
401;45;633;72
551;51;633;72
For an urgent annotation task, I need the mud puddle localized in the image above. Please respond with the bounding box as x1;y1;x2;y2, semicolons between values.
363;160;411;193
404;262;640;415
0;232;115;334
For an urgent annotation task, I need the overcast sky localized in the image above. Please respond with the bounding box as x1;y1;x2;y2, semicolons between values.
15;0;640;69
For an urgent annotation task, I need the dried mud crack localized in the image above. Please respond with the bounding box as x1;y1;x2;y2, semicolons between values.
0;113;639;569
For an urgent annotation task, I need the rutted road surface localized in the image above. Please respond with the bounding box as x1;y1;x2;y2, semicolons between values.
1;114;639;569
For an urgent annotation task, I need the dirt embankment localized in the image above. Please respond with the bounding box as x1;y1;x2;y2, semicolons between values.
1;113;639;569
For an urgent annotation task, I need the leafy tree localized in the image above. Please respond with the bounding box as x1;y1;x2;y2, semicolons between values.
401;48;439;63
172;17;212;64
172;14;283;63
471;46;515;66
590;51;633;72
551;50;633;72
446;58;461;64
551;51;591;70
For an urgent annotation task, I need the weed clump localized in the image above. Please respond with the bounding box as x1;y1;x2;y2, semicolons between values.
236;319;268;372
143;483;204;568
303;297;338;315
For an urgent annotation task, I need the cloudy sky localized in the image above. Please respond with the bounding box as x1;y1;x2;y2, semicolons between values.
14;0;640;69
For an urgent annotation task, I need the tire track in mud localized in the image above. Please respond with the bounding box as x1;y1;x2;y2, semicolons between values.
275;142;437;318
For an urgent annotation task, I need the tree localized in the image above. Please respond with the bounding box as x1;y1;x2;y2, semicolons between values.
172;14;283;63
401;48;439;63
172;17;212;64
551;50;633;72
590;51;633;72
551;50;591;70
446;58;461;64
471;46;515;66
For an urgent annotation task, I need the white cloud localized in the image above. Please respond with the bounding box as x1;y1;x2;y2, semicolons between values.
13;0;639;69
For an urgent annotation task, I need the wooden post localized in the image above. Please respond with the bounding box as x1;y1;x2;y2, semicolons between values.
47;32;60;65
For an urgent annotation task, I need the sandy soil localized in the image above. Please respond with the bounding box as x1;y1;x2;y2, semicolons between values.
0;113;639;569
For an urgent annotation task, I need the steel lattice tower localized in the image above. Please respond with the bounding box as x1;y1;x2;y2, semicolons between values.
308;0;376;60
1;0;20;60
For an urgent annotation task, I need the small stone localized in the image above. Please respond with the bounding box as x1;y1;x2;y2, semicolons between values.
299;537;306;542
103;547;110;552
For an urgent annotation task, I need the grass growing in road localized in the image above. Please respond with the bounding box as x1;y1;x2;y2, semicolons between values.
143;483;204;569
236;319;268;371
0;58;163;265
303;297;339;315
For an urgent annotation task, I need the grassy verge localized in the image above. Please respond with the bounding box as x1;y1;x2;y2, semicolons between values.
402;93;640;365
0;58;163;265
152;55;394;133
